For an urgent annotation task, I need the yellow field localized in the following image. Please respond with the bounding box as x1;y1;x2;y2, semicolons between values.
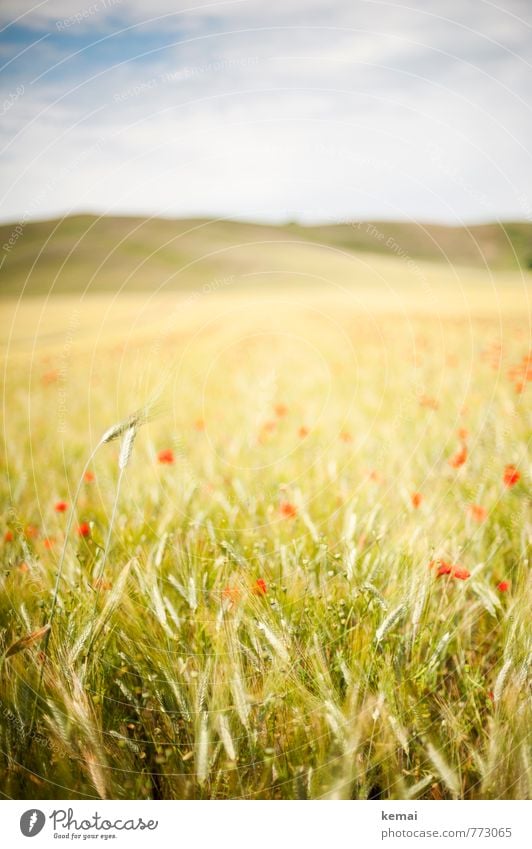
1;259;530;799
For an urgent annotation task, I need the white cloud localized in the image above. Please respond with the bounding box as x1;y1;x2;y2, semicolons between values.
0;0;531;223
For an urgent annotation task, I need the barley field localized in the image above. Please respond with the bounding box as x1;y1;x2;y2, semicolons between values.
1;256;530;800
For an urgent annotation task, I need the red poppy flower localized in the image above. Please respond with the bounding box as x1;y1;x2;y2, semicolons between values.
429;558;451;574
340;430;352;443
25;525;38;539
4;530;13;542
274;403;288;417
503;464;520;487
411;492;423;509
430;559;469;580
157;448;174;464
43;537;55;549
18;562;29;573
54;500;68;513
194;418;205;431
77;522;91;538
420;395;439;410
298;426;310;438
508;352;532;393
253;578;267;595
93;578;112;591
42;369;59;385
449;444;467;468
280;501;297;518
84;470;95;483
496;580;510;592
457;427;468;441
469;504;487;523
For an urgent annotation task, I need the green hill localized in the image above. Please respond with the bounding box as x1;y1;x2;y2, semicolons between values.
1;214;531;297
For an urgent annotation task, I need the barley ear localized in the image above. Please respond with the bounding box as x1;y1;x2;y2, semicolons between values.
119;425;137;469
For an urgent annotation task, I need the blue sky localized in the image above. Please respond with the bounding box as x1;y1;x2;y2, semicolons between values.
0;0;531;224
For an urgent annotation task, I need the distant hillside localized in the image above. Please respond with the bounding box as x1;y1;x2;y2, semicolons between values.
1;215;531;297
290;220;532;270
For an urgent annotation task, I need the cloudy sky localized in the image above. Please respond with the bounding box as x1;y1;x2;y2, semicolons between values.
0;0;531;224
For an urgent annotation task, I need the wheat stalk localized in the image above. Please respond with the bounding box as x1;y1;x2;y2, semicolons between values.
2;624;51;667
81;424;138;680
374;603;406;645
493;658;512;704
92;423;137;600
28;405;153;740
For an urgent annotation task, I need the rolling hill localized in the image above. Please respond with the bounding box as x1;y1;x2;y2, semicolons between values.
1;214;531;297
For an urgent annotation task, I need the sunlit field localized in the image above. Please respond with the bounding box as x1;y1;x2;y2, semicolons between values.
1;261;530;800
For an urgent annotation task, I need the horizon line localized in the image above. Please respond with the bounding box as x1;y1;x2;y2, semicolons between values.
0;210;530;230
